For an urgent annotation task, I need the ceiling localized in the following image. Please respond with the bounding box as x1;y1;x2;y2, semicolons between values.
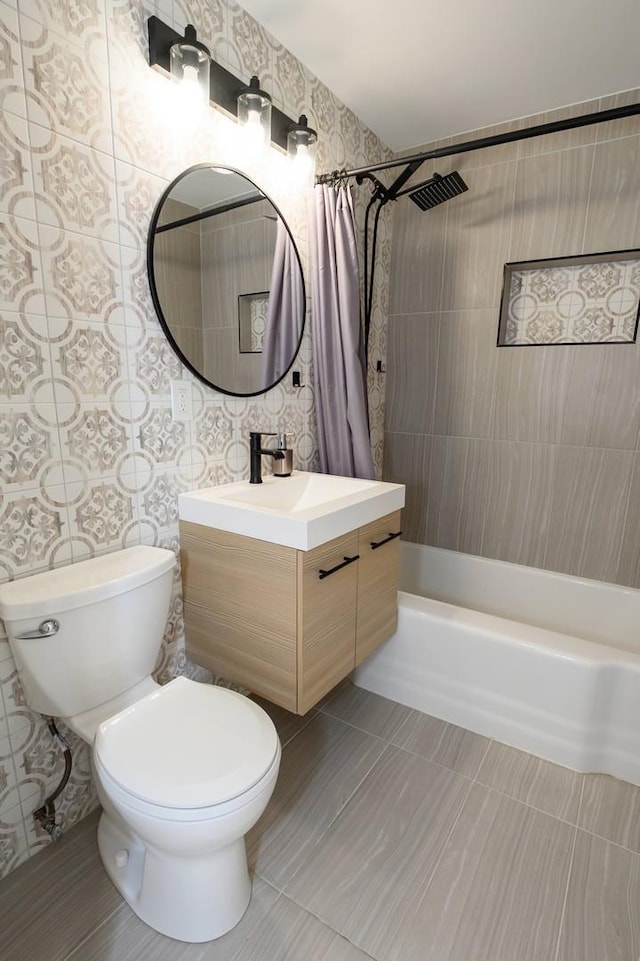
238;0;640;152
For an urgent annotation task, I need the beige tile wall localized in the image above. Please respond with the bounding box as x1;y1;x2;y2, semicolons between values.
0;0;391;878
385;91;640;587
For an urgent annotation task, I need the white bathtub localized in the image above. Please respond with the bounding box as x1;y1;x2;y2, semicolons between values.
354;542;640;784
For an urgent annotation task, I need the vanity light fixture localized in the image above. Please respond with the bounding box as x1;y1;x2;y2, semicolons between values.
287;114;318;172
237;75;272;146
168;24;210;104
147;15;314;155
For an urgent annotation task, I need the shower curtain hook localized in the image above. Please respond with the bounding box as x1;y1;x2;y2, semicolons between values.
333;168;349;190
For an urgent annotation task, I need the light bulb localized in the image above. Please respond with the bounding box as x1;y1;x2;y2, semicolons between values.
169;29;210;113
237;76;271;152
242;107;267;152
181;63;202;97
292;142;313;178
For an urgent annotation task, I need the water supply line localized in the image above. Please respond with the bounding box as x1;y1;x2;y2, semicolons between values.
33;718;73;842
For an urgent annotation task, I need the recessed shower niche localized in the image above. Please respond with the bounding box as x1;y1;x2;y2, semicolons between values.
497;248;640;347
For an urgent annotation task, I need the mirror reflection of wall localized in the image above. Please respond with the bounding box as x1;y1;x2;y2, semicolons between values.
154;197;204;372
201;199;275;392
149;166;305;397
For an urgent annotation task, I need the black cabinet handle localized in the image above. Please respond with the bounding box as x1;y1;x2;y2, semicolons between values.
370;531;402;550
318;554;360;580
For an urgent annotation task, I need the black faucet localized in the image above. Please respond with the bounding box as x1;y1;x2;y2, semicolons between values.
249;432;285;484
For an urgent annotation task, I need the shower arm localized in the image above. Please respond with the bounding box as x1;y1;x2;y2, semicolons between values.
316;100;640;185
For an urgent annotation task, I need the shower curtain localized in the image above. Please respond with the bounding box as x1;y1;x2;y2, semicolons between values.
261;220;304;388
310;184;375;479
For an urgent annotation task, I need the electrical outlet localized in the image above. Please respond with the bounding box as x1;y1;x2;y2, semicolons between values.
170;380;193;421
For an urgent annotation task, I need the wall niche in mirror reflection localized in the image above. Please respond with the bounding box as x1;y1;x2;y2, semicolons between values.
238;291;269;353
147;164;305;396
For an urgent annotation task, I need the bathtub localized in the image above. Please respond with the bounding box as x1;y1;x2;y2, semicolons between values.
353;542;640;785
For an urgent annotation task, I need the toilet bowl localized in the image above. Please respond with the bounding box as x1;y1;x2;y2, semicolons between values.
0;547;281;943
93;676;280;941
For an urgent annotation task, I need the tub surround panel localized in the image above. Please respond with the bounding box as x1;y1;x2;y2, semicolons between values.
425;436;488;556
560;345;640;449
507;145;595;262
480;440;556;569
437;117;522;171
616;455;640;588
491;345;573;443
384;314;439;434
432;309;498;439
388;202;446;315
544;446;634;583
516;101;602;160
387;90;640;588
0;0;392;878
382;432;431;545
583;135;640;251
440;162;517;313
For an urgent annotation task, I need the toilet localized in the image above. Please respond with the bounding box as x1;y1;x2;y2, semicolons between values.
0;546;281;943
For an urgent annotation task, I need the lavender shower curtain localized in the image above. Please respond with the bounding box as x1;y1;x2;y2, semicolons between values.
310;184;375;479
261;220;304;388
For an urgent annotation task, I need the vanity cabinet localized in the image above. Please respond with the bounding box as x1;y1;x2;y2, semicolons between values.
179;510;401;714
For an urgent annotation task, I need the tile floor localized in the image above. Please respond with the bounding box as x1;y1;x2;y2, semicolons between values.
2;681;640;960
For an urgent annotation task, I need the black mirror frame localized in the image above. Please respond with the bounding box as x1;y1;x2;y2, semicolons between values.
147;163;306;397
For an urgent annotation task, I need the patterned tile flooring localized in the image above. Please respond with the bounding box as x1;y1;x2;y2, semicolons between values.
2;681;640;961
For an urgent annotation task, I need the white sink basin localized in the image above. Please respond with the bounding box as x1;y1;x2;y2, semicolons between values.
178;471;405;550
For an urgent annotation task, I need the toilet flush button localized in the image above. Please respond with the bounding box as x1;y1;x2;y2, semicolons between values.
115;850;129;868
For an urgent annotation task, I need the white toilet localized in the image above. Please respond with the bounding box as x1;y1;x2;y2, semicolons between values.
0;546;281;943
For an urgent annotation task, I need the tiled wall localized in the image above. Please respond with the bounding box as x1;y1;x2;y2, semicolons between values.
0;0;391;878
385;91;640;587
501;256;640;345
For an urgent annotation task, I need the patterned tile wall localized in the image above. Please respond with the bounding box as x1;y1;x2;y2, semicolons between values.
501;257;640;345
0;0;392;878
385;90;640;588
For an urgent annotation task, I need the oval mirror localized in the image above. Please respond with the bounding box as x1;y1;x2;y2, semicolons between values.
147;164;305;396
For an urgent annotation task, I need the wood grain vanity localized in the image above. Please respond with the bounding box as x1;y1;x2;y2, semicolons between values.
179;510;402;714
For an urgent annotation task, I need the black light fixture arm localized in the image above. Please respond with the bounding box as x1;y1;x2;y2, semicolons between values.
317;100;640;185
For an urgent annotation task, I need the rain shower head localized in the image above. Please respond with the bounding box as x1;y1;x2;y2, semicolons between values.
404;170;468;210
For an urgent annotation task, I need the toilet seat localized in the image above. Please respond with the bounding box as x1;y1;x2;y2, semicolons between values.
94;676;279;811
94;747;280;824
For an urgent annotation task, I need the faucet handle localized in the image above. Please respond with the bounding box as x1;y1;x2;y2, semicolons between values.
249;430;276;447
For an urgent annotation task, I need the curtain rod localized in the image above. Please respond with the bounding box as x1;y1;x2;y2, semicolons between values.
316;101;640;184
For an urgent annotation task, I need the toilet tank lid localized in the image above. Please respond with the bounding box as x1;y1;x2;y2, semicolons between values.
0;547;175;621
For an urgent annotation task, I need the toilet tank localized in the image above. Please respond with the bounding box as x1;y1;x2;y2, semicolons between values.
0;546;176;718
